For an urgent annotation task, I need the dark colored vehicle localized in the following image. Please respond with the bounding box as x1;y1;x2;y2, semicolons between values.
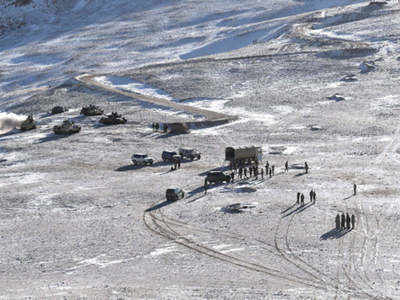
20;115;36;131
53;120;81;135
51;106;67;115
99;112;127;125
206;171;231;184
162;151;178;162
179;148;201;161
166;188;185;201
80;104;103;116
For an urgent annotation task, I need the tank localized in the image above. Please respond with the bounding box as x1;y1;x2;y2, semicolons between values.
53;120;81;135
80;104;103;116
99;112;127;125
51;106;67;115
20;115;36;131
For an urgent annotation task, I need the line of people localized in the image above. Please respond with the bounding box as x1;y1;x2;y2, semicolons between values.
336;213;355;230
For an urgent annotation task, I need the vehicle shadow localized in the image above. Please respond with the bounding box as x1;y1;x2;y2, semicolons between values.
320;228;352;240
294;172;307;177
115;161;169;171
198;165;230;176
36;133;70;144
281;201;314;218
145;200;175;212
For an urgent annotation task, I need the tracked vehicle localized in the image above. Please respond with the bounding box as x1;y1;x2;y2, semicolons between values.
80;104;103;116
53;120;81;135
20;115;36;131
99;112;127;125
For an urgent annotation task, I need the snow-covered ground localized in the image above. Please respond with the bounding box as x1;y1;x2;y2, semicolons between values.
2;0;400;298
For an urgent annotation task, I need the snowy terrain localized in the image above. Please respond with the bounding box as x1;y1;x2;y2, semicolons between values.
1;0;400;298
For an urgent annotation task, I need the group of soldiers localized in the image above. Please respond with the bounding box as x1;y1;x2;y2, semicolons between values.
335;213;356;230
235;165;265;180
296;190;316;206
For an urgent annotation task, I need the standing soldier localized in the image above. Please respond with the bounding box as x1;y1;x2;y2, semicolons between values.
244;168;248;178
285;161;289;173
261;168;264;179
300;194;305;206
297;192;300;205
155;122;159;132
255;168;258;180
353;183;357;196
230;171;235;183
341;213;346;229
309;190;313;202
313;190;316;203
269;168;272;178
305;161;309;174
351;214;355;229
346;213;351;230
239;167;243;180
249;167;253;178
265;161;269;174
177;158;181;169
271;165;275;176
335;214;341;230
204;180;208;194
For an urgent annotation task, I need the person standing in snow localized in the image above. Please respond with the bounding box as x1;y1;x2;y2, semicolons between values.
265;161;269;175
304;161;309;174
341;213;346;229
335;214;341;230
300;194;305;206
353;183;357;196
346;213;351;230
351;214;355;229
285;161;289;173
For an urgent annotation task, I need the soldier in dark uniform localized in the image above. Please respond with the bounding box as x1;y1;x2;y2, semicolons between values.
351;214;355;229
249;167;253;177
341;213;346;229
255;168;258;179
346;213;351;230
230;171;235;183
353;183;357;196
305;161;309;174
244;168;248;178
335;214;341;230
260;168;264;179
300;194;305;206
269;168;272;178
313;190;316;203
309;190;313;202
239;168;243;180
297;192;300;205
271;165;275;176
285;161;289;173
204;180;208;194
265;161;269;174
177;158;181;169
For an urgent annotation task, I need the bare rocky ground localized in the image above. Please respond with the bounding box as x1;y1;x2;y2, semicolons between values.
2;0;400;299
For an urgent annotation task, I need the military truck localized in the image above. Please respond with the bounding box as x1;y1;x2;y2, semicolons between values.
80;104;103;116
99;112;127;125
225;146;262;168
20;115;36;131
53;120;81;135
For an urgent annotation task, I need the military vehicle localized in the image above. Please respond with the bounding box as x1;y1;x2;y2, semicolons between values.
53;120;81;135
99;112;127;125
131;153;154;166
20;115;36;131
225;146;262;168
166;188;185;201
51;106;67;115
80;104;103;116
178;148;201;160
164;122;190;134
162;151;178;162
205;171;231;185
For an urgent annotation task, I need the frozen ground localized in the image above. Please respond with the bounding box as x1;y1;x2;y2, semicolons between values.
1;0;400;298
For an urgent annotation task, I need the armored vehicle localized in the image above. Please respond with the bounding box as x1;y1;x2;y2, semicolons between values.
225;146;262;168
53;120;81;135
131;153;154;166
80;104;103;116
162;151;178;162
99;112;127;125
51;106;67;115
179;148;201;160
20;115;36;131
166;188;185;201
206;171;231;185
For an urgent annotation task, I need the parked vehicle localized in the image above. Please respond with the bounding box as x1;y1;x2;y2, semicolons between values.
166;188;185;201
99;112;127;125
131;153;154;165
51;106;67;115
178;148;201;160
80;104;103;116
225;146;262;168
162;151;178;162
205;171;231;184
